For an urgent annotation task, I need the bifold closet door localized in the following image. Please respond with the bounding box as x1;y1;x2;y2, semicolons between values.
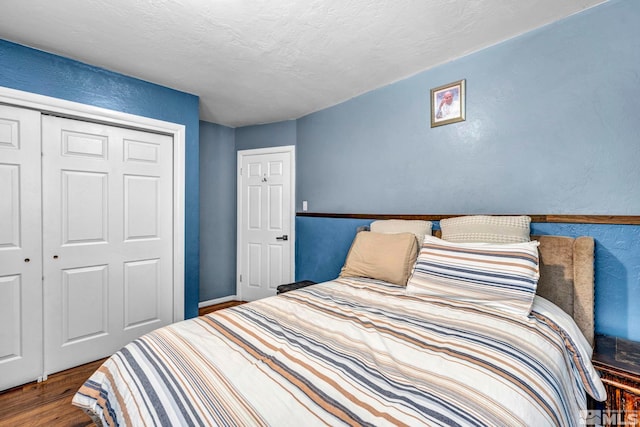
0;106;43;391
41;115;174;375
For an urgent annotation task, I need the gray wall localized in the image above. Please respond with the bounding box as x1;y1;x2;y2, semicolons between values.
235;120;297;151
199;120;297;301
199;121;236;301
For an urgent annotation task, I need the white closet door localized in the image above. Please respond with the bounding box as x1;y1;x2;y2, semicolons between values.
42;116;174;375
0;105;43;391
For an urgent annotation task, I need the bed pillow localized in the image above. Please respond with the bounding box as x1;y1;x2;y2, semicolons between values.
440;215;531;243
339;231;418;286
370;219;433;246
406;235;540;316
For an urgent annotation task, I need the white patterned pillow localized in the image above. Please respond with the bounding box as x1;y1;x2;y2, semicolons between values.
406;236;540;316
440;215;531;243
370;219;432;246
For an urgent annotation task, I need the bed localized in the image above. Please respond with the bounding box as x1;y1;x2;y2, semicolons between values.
73;218;606;426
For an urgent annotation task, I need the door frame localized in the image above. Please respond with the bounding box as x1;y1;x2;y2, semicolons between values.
236;145;296;300
0;86;186;321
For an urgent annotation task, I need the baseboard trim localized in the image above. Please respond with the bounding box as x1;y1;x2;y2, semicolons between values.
198;295;238;308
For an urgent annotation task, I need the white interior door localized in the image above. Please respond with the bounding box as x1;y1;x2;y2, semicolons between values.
42;115;174;375
238;147;295;301
0;105;43;391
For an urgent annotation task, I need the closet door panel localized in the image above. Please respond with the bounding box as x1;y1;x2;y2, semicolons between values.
0;105;42;391
61;265;108;343
62;171;108;244
0;165;20;247
42;116;174;375
118;127;174;345
0;275;22;359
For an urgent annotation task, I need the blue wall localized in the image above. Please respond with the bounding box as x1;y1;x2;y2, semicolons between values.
296;0;640;215
199;121;236;301
291;0;640;341
0;39;201;318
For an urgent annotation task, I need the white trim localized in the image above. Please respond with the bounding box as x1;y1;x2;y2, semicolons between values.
198;295;238;308
236;145;296;301
0;85;186;322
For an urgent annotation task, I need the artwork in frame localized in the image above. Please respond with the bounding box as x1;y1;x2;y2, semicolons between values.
430;79;466;127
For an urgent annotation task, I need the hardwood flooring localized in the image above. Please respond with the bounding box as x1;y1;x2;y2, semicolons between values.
0;359;104;427
198;299;246;316
0;300;246;426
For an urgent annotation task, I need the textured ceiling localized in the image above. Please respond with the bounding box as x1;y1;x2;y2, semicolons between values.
0;0;605;127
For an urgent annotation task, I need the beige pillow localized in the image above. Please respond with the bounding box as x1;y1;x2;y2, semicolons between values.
339;231;418;286
440;215;531;243
369;220;432;245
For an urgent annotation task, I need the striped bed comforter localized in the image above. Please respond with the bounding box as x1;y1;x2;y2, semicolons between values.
73;278;605;426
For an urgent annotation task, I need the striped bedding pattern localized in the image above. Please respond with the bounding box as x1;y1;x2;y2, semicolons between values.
73;278;605;426
407;236;540;316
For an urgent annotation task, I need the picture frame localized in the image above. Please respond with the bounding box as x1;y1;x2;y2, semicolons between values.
430;79;465;128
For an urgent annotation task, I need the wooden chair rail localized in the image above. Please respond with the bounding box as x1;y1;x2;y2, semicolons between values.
296;213;640;225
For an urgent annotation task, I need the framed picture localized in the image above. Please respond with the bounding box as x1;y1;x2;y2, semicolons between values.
430;79;465;128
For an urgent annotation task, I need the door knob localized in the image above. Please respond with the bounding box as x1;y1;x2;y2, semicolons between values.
276;235;288;241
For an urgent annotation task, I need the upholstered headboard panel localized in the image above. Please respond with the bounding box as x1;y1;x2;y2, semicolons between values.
532;235;595;346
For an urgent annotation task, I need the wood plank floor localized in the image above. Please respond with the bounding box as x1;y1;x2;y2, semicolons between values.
0;301;246;426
